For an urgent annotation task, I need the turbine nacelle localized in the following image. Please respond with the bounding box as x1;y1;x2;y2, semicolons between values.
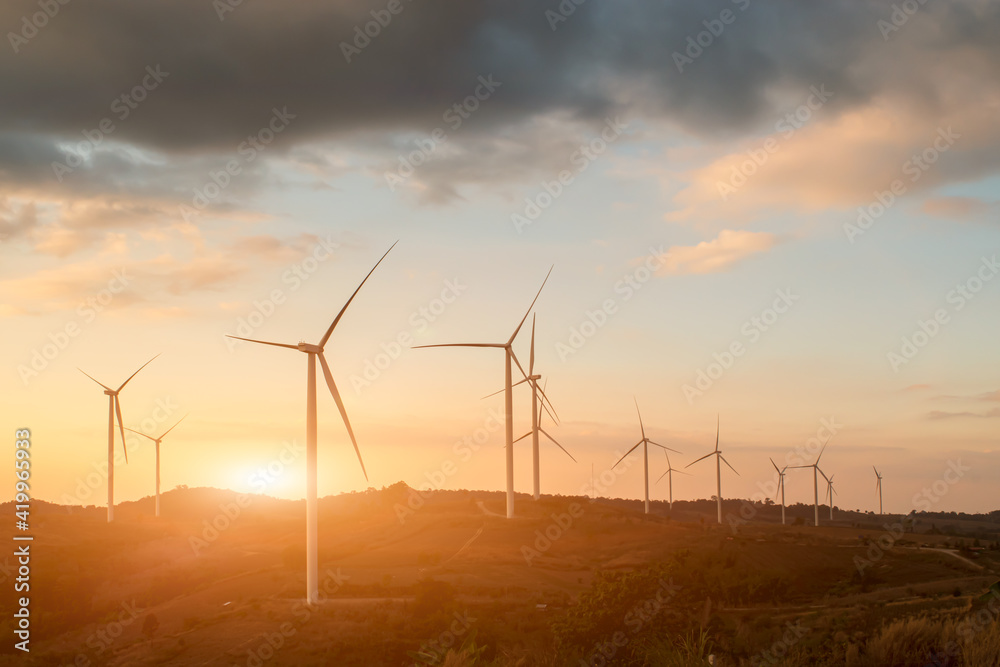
298;342;323;354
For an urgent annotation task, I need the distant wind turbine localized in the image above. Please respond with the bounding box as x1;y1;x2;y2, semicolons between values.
416;266;553;519
791;444;827;527
821;470;837;520
685;416;739;524
874;466;883;515
655;451;689;511
79;355;159;523
227;242;395;605
770;457;788;525
125;415;187;518
613;398;680;514
487;315;571;500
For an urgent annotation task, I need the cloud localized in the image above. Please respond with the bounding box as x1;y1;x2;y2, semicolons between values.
0;231;332;315
921;196;993;219
655;229;777;275
927;408;1000;420
3;0;998;155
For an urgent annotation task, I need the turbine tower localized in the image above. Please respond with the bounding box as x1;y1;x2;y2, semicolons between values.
612;398;680;514
125;415;187;518
686;416;739;524
874;466;883;515
416;266;553;519
770;457;787;525
487;315;569;500
512;379;575;499
655;451;689;511
79;355;159;523
791;444;827;527
821;470;837;520
228;242;395;605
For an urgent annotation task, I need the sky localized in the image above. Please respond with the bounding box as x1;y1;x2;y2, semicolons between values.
1;0;998;515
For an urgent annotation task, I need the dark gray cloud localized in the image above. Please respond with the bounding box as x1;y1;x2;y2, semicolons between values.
3;0;993;154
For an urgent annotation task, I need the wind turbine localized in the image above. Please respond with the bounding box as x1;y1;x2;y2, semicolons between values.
821;470;837;520
655;451;689;511
874;466;883;515
487;315;570;500
770;457;787;525
79;355;159;523
685;416;739;525
612;398;680;514
415;266;553;519
791;444;827;527
125;415;187;518
227;242;395;605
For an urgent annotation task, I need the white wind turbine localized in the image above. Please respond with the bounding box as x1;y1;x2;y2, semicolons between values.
486;315;571;500
125;415;187;518
770;457;788;525
821;470;837;520
655;451;689;511
612;398;681;514
227;243;395;605
686;416;739;525
874;466;884;515
415;267;553;519
791;444;827;527
79;355;159;523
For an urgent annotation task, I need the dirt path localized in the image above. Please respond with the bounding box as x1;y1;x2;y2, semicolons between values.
902;546;985;571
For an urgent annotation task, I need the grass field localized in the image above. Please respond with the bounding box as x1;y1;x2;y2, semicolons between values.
2;485;998;666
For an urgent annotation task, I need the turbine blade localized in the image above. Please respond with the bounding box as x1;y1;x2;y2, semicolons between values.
814;442;827;465
513;431;531;444
319;241;397;348
114;396;128;464
123;427;156;442
508;265;554;345
655;469;669;483
159;414;188;440
720;454;739;476
612;442;642;469
540;427;576;462
674;469;692;476
226;336;299;350
536;382;560;424
686;451;715;468
117;354;160;392
481;378;529;400
539;394;558;426
770;457;780;473
633;396;646;440
318;353;367;481
647;440;682;454
818;468;830;483
78;369;112;391
715;415;720;452
529;314;536;375
510;349;530;383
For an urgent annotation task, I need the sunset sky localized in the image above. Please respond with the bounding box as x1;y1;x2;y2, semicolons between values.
2;0;998;515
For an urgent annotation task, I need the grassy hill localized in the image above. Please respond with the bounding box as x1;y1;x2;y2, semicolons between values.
1;484;998;665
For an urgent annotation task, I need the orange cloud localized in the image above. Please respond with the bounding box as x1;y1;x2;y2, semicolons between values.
655;229;777;275
921;197;991;219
